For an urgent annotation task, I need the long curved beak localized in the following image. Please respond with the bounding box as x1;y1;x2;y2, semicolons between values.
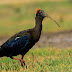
44;13;60;27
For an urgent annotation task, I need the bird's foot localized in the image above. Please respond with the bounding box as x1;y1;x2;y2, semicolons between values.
20;59;25;67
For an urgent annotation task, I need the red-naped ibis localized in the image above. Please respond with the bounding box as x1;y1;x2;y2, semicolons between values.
0;9;60;66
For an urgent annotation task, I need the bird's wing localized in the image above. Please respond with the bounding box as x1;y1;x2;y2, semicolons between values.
3;35;30;51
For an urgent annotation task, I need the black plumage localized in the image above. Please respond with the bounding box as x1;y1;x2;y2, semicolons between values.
0;9;59;66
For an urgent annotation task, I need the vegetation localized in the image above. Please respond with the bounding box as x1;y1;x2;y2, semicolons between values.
0;1;72;36
0;0;72;72
0;47;72;72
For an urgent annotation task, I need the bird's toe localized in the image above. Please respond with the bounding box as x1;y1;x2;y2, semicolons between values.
20;59;25;67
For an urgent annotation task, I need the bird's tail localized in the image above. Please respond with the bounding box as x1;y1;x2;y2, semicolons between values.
0;46;4;57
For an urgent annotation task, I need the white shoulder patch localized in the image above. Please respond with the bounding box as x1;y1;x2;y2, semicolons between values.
15;37;20;40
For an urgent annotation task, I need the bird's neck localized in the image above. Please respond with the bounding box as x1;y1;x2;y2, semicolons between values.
34;16;43;34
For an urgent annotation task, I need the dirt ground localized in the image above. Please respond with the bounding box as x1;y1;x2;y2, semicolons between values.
34;30;72;49
0;30;72;49
0;0;67;4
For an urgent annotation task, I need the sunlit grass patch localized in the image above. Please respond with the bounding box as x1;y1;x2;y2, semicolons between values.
0;47;72;72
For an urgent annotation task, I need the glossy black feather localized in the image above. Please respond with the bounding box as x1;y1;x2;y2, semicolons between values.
4;35;30;50
0;35;30;57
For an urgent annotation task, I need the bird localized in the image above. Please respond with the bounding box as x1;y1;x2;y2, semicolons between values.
0;9;60;66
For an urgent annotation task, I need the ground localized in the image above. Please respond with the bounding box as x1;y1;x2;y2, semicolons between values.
0;0;72;71
0;47;72;72
0;0;68;4
0;31;72;49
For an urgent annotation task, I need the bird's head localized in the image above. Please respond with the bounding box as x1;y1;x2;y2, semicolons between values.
36;9;60;27
36;9;46;19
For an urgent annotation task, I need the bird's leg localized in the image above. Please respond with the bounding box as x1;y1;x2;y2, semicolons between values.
21;55;25;66
22;55;24;59
10;55;25;67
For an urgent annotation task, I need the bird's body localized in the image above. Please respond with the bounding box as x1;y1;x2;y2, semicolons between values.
0;16;42;57
0;9;59;66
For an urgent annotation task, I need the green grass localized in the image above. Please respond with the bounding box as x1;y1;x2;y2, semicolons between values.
0;47;72;72
0;1;72;36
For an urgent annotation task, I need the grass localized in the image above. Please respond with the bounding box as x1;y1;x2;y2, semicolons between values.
0;1;72;72
0;1;72;36
0;47;72;72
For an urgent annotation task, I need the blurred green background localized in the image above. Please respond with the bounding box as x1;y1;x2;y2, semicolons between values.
0;0;72;72
0;0;72;36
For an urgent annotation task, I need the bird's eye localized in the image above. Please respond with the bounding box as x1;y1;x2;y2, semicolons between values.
39;11;42;13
